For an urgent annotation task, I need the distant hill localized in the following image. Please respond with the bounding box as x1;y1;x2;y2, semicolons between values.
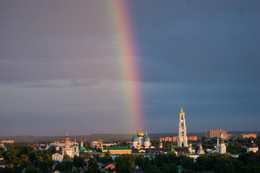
1;131;259;143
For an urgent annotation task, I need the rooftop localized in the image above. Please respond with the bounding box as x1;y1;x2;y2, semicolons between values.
103;147;131;150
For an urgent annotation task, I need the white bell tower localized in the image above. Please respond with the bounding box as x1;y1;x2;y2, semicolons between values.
218;130;226;154
178;107;188;147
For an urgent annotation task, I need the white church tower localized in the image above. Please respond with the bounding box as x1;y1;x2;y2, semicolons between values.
178;107;188;147
217;130;226;154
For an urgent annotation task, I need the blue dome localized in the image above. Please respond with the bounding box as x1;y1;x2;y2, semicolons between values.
132;134;138;141
144;135;150;141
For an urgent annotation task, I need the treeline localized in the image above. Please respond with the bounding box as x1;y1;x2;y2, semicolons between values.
115;151;260;173
1;143;260;173
0;143;111;173
0;144;54;172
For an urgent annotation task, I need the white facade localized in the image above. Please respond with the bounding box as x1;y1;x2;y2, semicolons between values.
63;134;79;158
178;107;188;147
52;153;63;163
247;147;258;153
51;133;79;162
247;141;259;153
197;143;205;154
217;131;226;154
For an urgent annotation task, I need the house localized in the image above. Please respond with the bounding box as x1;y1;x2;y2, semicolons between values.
52;152;63;163
103;163;115;173
247;141;259;153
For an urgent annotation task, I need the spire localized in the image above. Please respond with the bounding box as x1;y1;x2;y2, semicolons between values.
180;106;184;113
66;132;69;138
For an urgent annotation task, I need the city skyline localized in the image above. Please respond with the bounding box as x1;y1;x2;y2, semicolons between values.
1;0;260;136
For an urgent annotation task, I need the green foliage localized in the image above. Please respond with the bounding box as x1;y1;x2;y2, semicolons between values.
135;155;145;169
144;165;161;173
0;148;4;158
63;154;72;162
84;168;104;173
227;139;247;154
84;143;92;150
194;153;251;173
88;158;99;169
73;156;84;168
25;165;40;173
48;145;56;154
151;140;159;148
37;160;53;172
160;162;178;173
55;161;73;172
55;162;67;172
163;141;176;148
96;148;102;153
80;151;91;159
115;154;136;173
96;151;113;164
0;166;14;173
104;151;110;158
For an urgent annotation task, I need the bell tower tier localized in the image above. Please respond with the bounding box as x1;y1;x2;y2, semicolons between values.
178;107;188;147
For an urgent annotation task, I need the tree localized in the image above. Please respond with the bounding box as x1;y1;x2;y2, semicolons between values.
55;163;67;172
96;148;102;153
84;168;104;173
38;160;53;173
21;154;29;164
63;154;72;162
29;152;37;165
160;163;178;173
48;145;56;154
115;158;131;173
73;156;84;168
0;166;14;173
144;165;161;173
25;165;40;173
135;155;145;170
80;151;91;159
104;151;111;158
88;158;98;169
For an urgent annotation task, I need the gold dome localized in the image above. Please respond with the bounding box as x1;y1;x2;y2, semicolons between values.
137;128;145;137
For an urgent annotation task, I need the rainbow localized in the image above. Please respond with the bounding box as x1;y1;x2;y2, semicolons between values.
107;0;144;132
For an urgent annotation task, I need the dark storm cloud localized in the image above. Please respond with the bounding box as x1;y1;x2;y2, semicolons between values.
0;0;260;135
129;0;260;84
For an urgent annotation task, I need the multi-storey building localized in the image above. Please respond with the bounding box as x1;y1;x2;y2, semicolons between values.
159;136;197;142
206;129;228;138
241;134;257;139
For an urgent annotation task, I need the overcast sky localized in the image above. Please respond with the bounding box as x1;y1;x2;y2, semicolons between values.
0;0;260;136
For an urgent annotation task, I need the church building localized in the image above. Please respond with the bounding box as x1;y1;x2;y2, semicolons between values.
52;133;79;162
131;129;151;149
